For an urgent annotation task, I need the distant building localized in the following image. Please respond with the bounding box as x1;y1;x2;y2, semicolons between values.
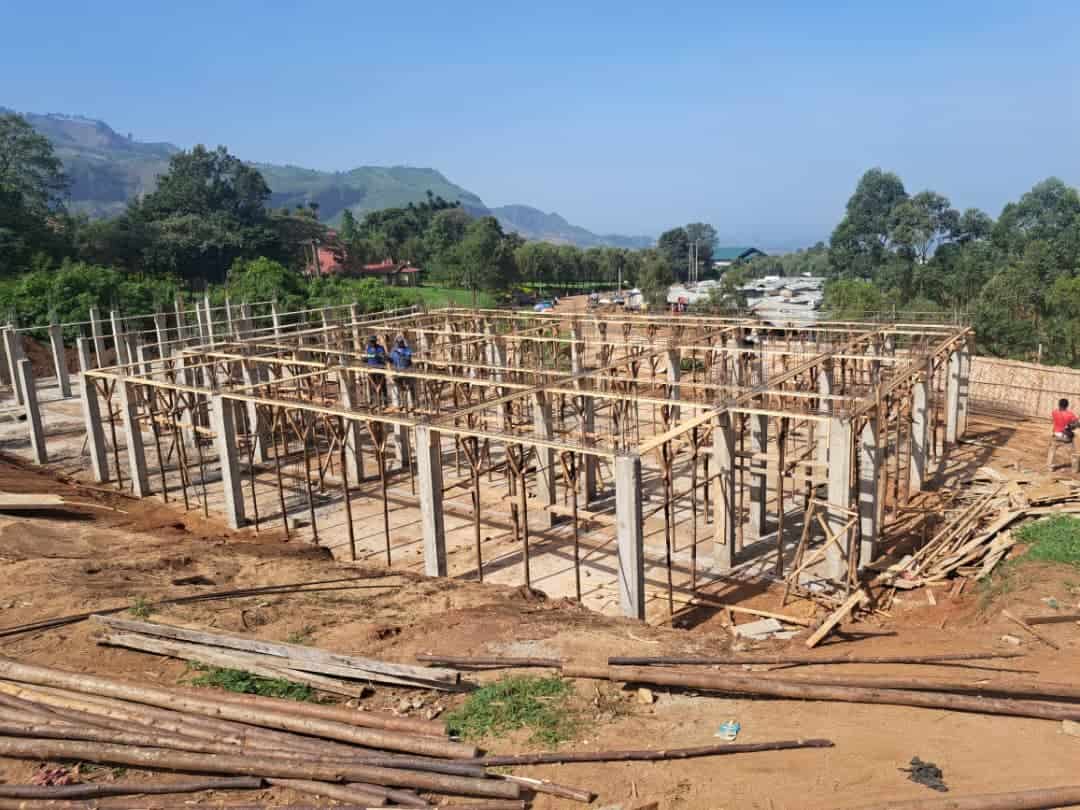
713;247;766;268
304;236;419;286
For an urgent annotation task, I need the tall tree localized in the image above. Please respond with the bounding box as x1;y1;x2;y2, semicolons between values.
0;113;69;270
457;217;518;292
657;227;689;279
684;222;717;269
828;168;907;276
889;191;959;262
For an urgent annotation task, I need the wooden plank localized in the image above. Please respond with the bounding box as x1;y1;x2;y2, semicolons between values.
805;588;866;649
1002;609;1061;650
93;615;459;687
0;493;67;511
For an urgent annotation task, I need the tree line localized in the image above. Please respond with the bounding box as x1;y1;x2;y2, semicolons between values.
810;168;1080;365
0;110;726;325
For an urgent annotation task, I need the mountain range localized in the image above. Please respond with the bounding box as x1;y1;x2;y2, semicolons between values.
7;108;653;249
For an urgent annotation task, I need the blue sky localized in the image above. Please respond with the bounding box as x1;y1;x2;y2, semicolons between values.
2;1;1078;247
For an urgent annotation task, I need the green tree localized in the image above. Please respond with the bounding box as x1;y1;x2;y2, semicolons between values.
457;217;518;293
339;209;358;242
829;168;908;277
657;227;689;279
638;250;674;307
685;222;717;269
226;256;307;311
0;113;70;271
822;278;885;319
889;191;959;262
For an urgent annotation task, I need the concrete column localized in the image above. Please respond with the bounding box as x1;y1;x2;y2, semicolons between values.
957;345;971;438
338;369;365;480
858;417;881;567
153;312;168;358
581;398;597;502
532;392;556;527
110;310;129;367
815;359;834;467
89;306;107;366
118;378;150;497
271;301;282;339
945;349;961;446
3;328;24;405
0;327;8;387
910;362;930;493
48;321;71;398
18;359;46;464
749;413;768;537
350;303;362;351
241;360;269;463
210;395;245;529
203;295;215;348
321;307;331;333
224;297;235;339
173;297;187;347
712;412;737;571
665;347;681;422
826;416;853;582
416;424;447;577
615;452;645;620
238;303;253;340
77;339;109;483
394;423;411;472
570;326;583;373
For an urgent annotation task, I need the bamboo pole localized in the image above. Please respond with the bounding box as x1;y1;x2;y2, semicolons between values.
0;777;263;800
606;652;1023;667
472;738;833;766
0;659;476;759
0;738;515;798
567;665;1080;723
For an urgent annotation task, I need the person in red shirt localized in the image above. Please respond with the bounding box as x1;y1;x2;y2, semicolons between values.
1048;398;1079;471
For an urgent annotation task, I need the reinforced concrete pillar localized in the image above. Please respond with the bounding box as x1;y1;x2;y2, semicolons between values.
910;361;930;493
394;422;411;473
749;413;768;537
826;416;852;582
210;395;245;529
110;310;129;367
48;320;71;398
241;360;270;463
338;369;366;480
531;392;556;527
614;452;645;620
154;312;168;358
118;378;150;498
581;398;597;502
858;417;882;567
77;338;108;483
665;347;681;422
570;326;583;374
416;424;447;577
3;327;24;405
271;301;282;339
945;349;961;446
89;306;107;366
712;412;737;571
957;345;971;438
224;297;236;339
18;359;46;464
815;359;834;467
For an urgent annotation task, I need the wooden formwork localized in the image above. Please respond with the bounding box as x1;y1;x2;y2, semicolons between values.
66;307;972;622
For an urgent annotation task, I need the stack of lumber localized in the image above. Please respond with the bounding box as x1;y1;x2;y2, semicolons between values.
91;615;460;696
874;487;1017;592
0;657;517;806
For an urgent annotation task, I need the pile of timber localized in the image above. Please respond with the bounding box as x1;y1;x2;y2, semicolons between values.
0;657;834;807
91;615;460;696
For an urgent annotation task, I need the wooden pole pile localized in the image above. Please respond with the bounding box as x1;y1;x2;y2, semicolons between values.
0;657;548;806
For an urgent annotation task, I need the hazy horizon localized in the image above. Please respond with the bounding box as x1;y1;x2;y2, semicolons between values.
3;1;1078;247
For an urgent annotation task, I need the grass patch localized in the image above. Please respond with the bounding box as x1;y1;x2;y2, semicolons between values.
286;625;316;645
1015;515;1080;566
129;596;152;619
978;515;1080;610
410;286;495;308
183;663;314;702
446;676;578;746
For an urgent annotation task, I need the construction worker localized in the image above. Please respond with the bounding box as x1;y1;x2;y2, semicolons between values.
389;337;415;410
1048;398;1079;471
365;335;388;406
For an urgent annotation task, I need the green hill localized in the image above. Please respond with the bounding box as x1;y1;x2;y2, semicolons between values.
8;108;652;248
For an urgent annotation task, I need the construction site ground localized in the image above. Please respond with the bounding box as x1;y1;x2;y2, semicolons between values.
0;411;1078;810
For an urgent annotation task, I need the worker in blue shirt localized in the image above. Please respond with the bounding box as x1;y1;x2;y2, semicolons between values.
365;336;388;406
389;337;415;409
